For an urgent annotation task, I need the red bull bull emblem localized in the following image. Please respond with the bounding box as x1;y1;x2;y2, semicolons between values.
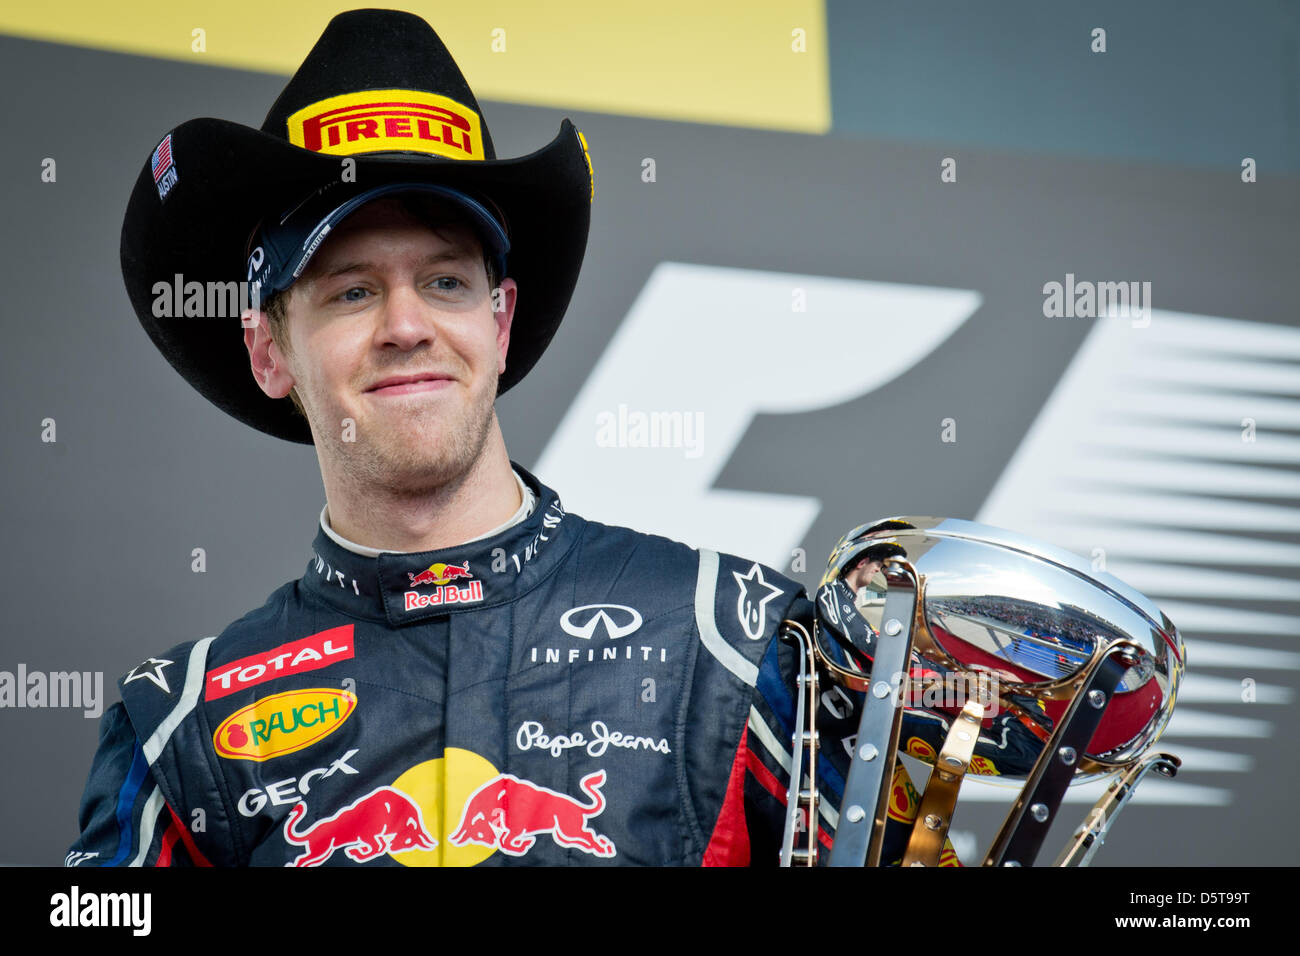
450;769;616;858
283;785;438;866
405;561;483;611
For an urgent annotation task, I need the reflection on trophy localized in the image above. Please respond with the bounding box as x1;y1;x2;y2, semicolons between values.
780;517;1184;867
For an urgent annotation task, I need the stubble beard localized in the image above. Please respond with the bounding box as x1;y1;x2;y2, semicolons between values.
311;363;500;499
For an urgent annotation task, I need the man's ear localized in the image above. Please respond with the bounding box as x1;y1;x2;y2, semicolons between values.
494;277;518;375
242;310;296;399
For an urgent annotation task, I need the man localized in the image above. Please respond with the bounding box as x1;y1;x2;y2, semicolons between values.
843;555;885;597
68;8;864;867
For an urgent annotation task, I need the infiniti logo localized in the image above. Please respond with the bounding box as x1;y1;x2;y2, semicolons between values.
559;604;643;640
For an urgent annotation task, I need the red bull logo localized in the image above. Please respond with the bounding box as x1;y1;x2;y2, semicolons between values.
404;561;482;611
450;769;617;858
404;580;484;611
283;785;438;867
407;561;472;587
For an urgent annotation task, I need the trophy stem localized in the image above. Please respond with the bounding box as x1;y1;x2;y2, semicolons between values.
1052;752;1181;867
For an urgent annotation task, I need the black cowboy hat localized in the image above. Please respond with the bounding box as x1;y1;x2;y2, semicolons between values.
120;8;593;444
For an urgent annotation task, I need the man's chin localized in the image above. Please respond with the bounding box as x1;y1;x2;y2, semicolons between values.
331;412;494;491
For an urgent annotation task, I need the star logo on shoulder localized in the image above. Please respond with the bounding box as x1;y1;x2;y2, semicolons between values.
124;657;174;694
733;563;783;641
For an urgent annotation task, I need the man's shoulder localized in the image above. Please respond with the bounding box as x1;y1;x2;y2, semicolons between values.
574;515;800;586
569;514;808;635
115;580;301;721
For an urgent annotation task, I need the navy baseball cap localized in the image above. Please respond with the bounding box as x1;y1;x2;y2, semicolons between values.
245;181;511;298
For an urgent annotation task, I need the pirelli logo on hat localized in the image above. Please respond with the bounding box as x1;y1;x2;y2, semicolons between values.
287;89;485;160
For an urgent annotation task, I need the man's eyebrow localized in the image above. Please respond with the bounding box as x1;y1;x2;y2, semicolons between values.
316;248;479;281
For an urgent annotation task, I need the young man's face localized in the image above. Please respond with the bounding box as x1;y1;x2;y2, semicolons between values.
245;197;517;492
844;556;884;594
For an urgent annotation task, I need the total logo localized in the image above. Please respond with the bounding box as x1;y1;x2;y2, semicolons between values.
206;625;354;700
404;561;483;611
529;604;666;666
214;688;356;761
282;749;616;866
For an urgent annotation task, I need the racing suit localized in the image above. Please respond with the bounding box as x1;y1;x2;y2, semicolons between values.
68;466;894;867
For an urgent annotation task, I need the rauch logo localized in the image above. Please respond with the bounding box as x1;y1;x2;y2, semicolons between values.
214;688;356;761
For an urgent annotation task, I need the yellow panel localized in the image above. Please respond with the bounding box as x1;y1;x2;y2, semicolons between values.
0;1;828;133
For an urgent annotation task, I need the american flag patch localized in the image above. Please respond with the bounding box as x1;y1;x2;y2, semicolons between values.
152;134;179;200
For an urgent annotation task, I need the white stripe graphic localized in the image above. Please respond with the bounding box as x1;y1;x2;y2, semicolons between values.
956;778;1231;806
1159;602;1300;637
1129;311;1300;356
1116;389;1300;427
1178;674;1293;704
1102;565;1300;601
746;706;840;830
129;787;165;867
1039;527;1300;567
693;550;759;687
1142;357;1300;394
1037;492;1300;531
1143;745;1253;773
1183;640;1300;670
1161;709;1272;738
978;311;1300;809
1069;424;1300;463
746;706;791;773
143;636;216;765
1060;458;1300;497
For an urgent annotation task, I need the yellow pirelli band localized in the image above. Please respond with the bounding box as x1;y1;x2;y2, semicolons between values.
286;89;485;160
577;129;594;203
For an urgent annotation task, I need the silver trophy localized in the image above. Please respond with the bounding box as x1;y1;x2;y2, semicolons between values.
780;517;1184;866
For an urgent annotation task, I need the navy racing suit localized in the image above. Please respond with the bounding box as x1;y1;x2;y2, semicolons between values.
68;467;872;867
